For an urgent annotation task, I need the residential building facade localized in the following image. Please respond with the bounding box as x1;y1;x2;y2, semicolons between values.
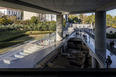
45;14;56;21
23;11;68;22
0;7;22;19
23;11;39;20
106;26;116;33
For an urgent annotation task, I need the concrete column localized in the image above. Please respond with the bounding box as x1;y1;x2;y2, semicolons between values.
95;11;106;65
65;15;68;22
56;15;63;41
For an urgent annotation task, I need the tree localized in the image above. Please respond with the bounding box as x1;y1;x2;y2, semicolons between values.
106;14;113;26
30;16;40;24
68;15;80;23
0;15;13;25
112;16;116;28
85;14;95;25
73;17;78;23
48;21;56;31
8;15;17;21
78;14;84;23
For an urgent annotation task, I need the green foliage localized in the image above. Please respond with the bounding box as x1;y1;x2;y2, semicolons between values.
73;17;79;23
30;16;40;24
0;41;23;49
0;15;15;25
1;34;26;42
0;31;53;49
107;32;116;39
0;21;56;31
68;15;81;23
85;14;116;28
0;30;25;42
48;21;56;31
106;14;113;26
85;14;95;25
25;31;53;35
14;20;31;25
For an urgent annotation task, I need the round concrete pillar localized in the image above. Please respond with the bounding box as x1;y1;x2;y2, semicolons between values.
56;15;63;41
95;11;106;65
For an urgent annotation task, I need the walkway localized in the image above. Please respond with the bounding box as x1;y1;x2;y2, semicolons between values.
83;30;116;68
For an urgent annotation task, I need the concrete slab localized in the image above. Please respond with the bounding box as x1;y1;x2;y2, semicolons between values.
14;53;25;58
19;51;29;56
3;56;17;64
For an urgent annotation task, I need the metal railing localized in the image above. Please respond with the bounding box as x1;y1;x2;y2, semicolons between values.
82;30;116;68
84;30;95;39
79;31;106;67
84;30;116;55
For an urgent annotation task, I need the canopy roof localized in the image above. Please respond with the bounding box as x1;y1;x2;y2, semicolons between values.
0;0;116;14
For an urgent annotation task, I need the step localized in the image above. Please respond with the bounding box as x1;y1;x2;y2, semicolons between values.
14;54;25;58
24;46;40;51
3;56;17;64
30;45;42;48
23;50;36;54
19;52;29;56
28;47;40;51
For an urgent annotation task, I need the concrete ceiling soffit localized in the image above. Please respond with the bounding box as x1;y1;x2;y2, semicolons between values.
1;0;61;14
96;0;116;11
70;10;95;14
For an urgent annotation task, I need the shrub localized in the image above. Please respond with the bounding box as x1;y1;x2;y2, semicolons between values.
0;20;57;31
31;16;40;24
0;15;13;25
107;32;116;39
1;34;26;42
14;20;31;25
0;41;23;49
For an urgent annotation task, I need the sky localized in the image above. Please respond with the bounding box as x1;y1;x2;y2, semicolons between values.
107;9;116;17
84;9;116;17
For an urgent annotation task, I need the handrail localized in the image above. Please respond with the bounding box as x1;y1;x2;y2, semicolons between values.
81;32;106;67
84;30;116;55
83;30;115;68
84;30;94;39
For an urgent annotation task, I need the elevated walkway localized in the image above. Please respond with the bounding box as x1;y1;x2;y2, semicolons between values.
81;30;116;68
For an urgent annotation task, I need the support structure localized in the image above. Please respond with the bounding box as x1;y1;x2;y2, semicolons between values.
56;15;63;41
95;11;106;66
65;15;68;22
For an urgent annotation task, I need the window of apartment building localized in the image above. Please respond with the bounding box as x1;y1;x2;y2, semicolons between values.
18;12;20;15
12;11;13;14
14;12;16;16
4;11;5;14
9;11;10;14
52;15;54;19
16;12;17;15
